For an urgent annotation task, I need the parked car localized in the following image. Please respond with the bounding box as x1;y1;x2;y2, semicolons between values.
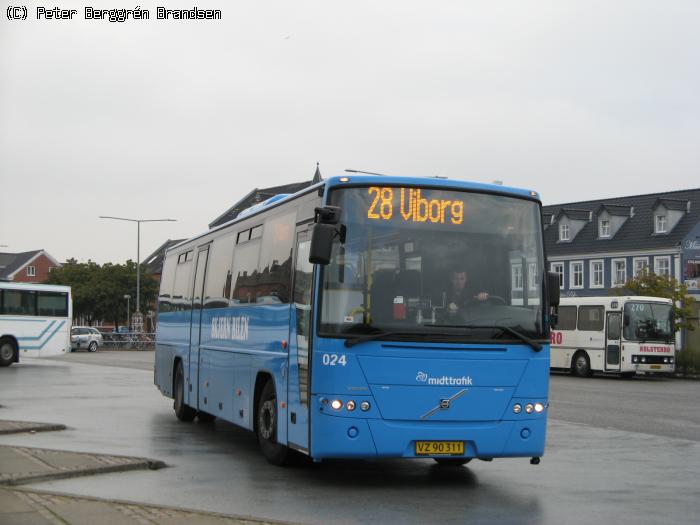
70;326;103;352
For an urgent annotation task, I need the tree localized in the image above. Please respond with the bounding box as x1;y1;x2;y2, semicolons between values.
614;271;696;332
45;259;159;327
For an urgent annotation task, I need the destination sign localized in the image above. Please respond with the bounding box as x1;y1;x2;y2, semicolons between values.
366;187;464;225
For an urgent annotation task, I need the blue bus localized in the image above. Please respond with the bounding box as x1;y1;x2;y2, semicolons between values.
154;175;559;466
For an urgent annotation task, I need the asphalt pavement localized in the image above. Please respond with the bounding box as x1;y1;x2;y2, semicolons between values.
1;352;698;525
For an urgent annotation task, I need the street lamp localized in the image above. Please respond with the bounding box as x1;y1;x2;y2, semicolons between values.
123;294;130;331
99;216;176;331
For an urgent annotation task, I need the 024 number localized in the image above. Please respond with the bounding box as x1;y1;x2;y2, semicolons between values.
322;353;347;366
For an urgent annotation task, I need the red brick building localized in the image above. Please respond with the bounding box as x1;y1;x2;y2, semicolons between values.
0;250;61;283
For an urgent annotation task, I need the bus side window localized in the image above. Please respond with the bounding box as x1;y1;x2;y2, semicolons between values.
204;232;236;309
556;306;577;330
231;241;261;304
578;306;604;331
257;212;295;304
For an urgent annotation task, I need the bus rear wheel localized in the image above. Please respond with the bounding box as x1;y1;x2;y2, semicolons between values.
174;362;196;422
0;339;17;367
572;351;592;378
256;380;291;465
434;458;472;466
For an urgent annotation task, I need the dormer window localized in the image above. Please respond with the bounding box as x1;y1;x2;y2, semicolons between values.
559;223;570;241
600;219;610;238
655;215;667;233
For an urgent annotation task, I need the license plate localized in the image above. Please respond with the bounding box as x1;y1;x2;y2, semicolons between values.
650;364;661;370
415;441;464;456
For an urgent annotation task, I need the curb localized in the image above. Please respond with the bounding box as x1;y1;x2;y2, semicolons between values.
1;458;166;487
0;444;166;487
0;421;67;435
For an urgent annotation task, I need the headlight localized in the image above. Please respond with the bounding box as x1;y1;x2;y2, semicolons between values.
525;403;534;414
513;404;522;414
330;399;343;410
360;401;371;412
534;402;545;413
346;400;356;411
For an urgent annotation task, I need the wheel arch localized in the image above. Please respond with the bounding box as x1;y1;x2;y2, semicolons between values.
253;370;275;433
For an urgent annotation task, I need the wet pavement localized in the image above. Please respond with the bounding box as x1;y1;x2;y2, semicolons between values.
0;355;698;525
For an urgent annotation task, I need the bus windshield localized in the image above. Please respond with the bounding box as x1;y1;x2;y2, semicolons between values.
623;302;674;342
319;185;546;343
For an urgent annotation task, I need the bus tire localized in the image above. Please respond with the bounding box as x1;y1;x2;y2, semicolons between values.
256;380;291;465
571;351;592;378
0;339;17;367
88;341;98;353
433;458;472;466
174;362;196;422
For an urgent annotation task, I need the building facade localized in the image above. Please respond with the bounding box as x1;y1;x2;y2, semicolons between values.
542;188;700;350
0;250;61;283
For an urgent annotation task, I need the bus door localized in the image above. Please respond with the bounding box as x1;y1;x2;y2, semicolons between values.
188;246;209;410
287;228;313;452
605;311;622;372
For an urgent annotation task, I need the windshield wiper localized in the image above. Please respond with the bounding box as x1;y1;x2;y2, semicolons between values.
430;324;543;352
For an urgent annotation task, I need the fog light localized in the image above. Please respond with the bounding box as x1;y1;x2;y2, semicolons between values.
670;357;674;363
360;401;371;412
346;400;356;411
534;402;545;413
640;357;646;363
513;404;522;414
525;403;534;414
632;356;638;363
331;399;343;410
664;357;669;363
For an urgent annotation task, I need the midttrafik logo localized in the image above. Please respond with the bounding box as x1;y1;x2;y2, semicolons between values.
416;371;473;386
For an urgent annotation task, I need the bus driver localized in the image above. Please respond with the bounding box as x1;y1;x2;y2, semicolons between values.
446;268;490;313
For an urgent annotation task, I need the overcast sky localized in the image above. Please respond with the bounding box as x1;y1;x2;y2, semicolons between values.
1;1;698;264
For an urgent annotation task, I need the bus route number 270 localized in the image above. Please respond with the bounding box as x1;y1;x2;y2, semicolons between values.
322;353;347;366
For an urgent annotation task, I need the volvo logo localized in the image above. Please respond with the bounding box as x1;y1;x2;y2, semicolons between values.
421;389;468;420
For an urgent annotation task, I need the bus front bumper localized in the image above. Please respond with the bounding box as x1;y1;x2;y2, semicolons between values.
310;411;547;460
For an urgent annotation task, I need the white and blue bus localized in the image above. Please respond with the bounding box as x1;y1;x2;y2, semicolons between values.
155;175;559;466
0;282;72;366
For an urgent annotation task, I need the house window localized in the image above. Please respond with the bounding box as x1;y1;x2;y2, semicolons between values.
655;215;667;233
559;223;570;241
570;261;583;289
599;220;610;238
551;262;564;289
512;264;523;291
590;260;604;288
528;263;538;291
26;266;36;277
654;256;671;277
612;259;627;286
633;257;649;277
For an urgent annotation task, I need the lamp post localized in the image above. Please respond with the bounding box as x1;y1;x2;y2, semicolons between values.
99;216;176;331
123;294;130;331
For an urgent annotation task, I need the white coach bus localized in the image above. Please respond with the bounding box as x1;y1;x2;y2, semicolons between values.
0;282;72;366
550;296;675;377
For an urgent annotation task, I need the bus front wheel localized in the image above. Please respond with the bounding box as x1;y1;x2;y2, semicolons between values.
174;362;196;422
0;339;17;367
572;351;592;378
256;380;291;465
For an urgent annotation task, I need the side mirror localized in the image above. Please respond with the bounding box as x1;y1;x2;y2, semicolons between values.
547;272;560;307
309;223;336;265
